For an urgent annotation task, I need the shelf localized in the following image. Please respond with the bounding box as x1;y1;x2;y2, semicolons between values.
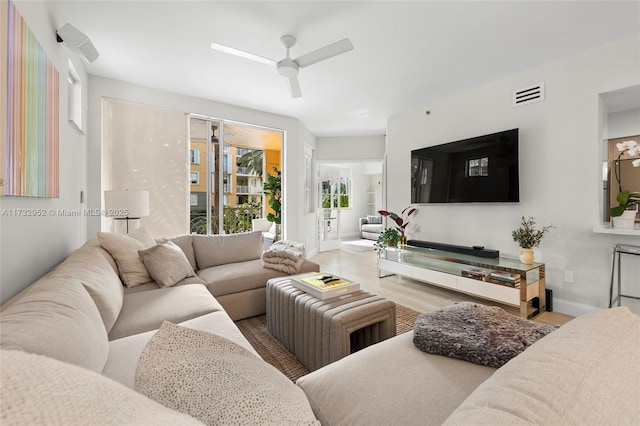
593;224;640;236
378;245;545;318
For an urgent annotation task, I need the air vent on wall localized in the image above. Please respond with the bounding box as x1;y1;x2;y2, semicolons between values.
513;82;544;107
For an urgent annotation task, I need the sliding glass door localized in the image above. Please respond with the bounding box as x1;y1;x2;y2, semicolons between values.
189;117;283;235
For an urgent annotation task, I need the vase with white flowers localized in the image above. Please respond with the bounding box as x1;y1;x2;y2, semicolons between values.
610;140;640;228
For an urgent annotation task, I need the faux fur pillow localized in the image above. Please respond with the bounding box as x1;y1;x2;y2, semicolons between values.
135;322;319;425
413;302;558;368
98;226;156;288
138;241;196;287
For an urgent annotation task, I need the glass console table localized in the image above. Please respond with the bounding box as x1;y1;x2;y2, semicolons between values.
378;245;546;318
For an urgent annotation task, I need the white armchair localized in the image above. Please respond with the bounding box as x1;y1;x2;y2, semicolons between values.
359;216;384;241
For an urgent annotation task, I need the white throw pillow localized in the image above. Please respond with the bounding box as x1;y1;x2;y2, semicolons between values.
136;322;319;425
139;241;197;287
98;226;156;288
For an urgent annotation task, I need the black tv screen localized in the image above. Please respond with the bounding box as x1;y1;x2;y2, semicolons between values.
411;129;519;203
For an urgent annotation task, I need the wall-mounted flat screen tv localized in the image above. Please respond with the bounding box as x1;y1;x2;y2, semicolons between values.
411;129;519;203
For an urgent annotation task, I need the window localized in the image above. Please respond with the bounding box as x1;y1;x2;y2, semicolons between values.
467;157;489;177
190;193;199;206
338;175;351;208
304;144;313;213
67;60;82;131
190;172;200;185
190;149;200;164
223;154;232;174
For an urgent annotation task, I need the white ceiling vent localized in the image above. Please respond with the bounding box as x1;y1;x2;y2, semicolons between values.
513;82;545;107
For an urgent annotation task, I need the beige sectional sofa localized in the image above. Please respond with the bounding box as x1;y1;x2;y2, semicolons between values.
0;229;320;424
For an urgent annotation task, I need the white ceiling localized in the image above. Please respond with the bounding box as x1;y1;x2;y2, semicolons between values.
56;1;640;137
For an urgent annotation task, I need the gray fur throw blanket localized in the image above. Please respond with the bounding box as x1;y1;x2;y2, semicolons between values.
413;302;558;368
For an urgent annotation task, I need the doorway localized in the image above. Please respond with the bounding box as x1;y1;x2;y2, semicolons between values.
317;160;384;252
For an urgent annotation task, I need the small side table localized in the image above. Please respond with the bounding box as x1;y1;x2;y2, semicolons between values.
609;243;640;308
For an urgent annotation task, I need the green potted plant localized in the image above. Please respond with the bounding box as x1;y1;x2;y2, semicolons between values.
374;228;401;254
263;166;281;240
378;206;417;245
610;190;640;229
511;216;554;264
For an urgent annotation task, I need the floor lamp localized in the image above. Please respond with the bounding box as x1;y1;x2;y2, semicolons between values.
104;190;150;233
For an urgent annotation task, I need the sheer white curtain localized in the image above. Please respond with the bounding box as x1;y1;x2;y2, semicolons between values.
102;99;189;237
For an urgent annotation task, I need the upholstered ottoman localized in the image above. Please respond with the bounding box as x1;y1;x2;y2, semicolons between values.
266;276;396;371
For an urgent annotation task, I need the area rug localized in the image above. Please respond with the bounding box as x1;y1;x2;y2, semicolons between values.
339;239;376;252
235;303;421;382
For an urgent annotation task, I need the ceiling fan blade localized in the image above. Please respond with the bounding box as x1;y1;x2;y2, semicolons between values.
288;76;302;98
294;38;354;68
210;42;277;66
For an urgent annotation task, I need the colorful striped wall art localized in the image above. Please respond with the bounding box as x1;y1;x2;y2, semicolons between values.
1;0;59;197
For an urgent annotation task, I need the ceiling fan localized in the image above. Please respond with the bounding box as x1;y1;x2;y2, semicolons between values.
210;35;354;98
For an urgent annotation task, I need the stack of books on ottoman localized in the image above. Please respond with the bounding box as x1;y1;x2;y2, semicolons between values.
292;273;360;300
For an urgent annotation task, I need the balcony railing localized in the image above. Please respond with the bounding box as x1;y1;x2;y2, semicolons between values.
190;207;262;235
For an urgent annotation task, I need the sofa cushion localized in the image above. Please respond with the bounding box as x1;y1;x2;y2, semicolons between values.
139;241;197;287
361;223;383;233
296;331;495;426
0;276;109;373
157;234;197;271
49;244;124;333
104;311;259;389
98;226;156;288
108;284;223;340
443;307;640;425
198;258;319;297
366;215;383;224
0;349;204;426
192;231;263;269
81;238;119;273
413;302;558;368
135;322;319;425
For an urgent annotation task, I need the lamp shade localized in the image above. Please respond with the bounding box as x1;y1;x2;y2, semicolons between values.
104;190;150;218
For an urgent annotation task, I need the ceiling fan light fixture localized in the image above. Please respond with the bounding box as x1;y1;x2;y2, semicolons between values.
277;58;299;78
210;35;353;98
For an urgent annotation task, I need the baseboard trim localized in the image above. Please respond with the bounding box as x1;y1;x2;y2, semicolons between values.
552;297;601;317
340;232;360;239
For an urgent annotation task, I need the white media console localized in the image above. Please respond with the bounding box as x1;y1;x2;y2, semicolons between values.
378;245;546;318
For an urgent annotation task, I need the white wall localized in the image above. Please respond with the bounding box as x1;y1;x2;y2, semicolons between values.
608;107;640;139
87;76;316;248
316;135;385;160
386;35;640;316
0;1;89;303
